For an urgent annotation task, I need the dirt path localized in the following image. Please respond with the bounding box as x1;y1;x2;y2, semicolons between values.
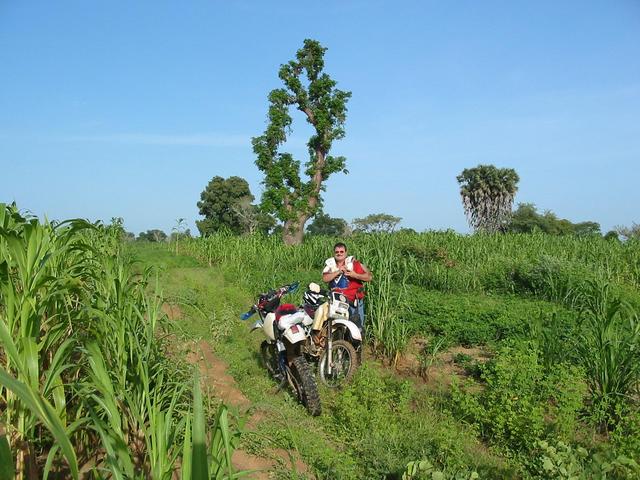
183;335;310;479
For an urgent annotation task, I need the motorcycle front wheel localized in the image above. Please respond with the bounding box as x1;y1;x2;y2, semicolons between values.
260;340;284;385
288;356;321;416
318;339;358;388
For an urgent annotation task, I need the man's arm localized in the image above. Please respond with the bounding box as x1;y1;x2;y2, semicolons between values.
322;269;342;283
345;262;372;282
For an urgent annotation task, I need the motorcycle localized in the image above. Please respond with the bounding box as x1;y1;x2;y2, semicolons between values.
240;282;321;416
301;287;362;388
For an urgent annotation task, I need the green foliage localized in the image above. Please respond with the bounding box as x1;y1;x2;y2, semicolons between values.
197;176;263;236
362;233;410;362
138;228;168;241
405;287;577;347
252;39;351;244
610;404;640;461
522;310;576;370
0;204;241;478
306;211;349;236
508;203;601;236
352;212;402;233
331;365;513;479
527;440;640;479
451;342;586;452
173;231;640;469
457;164;519;233
575;281;640;429
604;230;621;242
402;460;479;480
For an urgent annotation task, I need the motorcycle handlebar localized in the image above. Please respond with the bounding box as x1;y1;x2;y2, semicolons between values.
240;306;256;320
241;281;299;320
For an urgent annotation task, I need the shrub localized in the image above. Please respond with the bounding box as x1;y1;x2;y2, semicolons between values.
330;365;515;478
527;440;640;479
450;342;586;453
405;288;577;347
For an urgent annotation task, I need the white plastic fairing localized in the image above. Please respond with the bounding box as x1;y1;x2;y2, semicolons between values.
301;313;314;327
277;311;311;331
251;319;263;332
332;319;362;342
329;293;350;321
283;325;307;344
262;313;276;341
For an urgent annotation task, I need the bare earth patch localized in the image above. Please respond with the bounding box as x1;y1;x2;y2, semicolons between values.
185;339;311;479
395;338;491;389
162;302;184;320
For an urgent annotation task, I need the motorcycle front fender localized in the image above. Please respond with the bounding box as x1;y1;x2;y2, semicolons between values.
332;319;362;342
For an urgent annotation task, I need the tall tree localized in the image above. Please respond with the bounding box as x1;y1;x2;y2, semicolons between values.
615;222;640;241
252;39;351;245
138;229;167;242
196;176;254;236
457;164;519;233
306;211;349;236
508;203;601;236
352;213;402;233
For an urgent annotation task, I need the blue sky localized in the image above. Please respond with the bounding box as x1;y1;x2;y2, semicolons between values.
1;1;639;235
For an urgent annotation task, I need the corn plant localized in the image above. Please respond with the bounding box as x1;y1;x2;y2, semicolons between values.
1;204;242;478
575;281;640;428
0;204;93;478
182;371;248;480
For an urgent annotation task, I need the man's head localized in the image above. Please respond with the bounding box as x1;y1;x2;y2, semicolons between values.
333;242;347;261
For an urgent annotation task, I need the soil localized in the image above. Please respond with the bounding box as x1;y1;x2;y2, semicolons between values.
184;339;311;479
394;337;491;390
162;302;184;320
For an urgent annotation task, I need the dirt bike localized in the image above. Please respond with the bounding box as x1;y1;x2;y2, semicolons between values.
301;288;362;388
240;282;321;416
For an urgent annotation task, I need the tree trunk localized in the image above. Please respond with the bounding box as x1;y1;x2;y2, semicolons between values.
282;215;308;245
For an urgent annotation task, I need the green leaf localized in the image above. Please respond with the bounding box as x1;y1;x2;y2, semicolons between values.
0;368;79;479
191;371;209;479
0;431;15;480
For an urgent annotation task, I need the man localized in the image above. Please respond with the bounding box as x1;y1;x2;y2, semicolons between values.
322;242;372;332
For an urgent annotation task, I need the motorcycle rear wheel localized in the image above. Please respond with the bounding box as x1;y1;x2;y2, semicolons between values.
319;339;357;388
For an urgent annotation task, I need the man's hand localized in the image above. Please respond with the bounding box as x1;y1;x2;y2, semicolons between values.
344;269;358;278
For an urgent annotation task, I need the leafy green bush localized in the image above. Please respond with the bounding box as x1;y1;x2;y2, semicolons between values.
450;342;586;453
404;288;577;347
527;440;640;479
610;404;640;462
330;365;516;479
402;459;479;480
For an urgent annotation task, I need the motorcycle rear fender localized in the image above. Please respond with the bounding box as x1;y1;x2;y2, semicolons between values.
332;319;362;342
283;325;307;344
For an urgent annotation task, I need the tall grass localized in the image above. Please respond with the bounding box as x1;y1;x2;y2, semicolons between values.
0;204;239;478
178;230;640;363
576;281;640;429
363;234;410;364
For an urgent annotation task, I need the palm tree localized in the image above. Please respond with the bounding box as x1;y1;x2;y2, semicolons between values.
457;164;519;232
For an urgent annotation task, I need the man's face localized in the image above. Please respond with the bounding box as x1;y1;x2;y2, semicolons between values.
334;246;346;262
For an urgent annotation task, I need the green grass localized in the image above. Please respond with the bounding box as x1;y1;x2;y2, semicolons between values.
132;243;522;479
127;235;640;479
404;286;578;348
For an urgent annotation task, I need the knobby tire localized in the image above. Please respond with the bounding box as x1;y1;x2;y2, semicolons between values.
319;339;358;388
290;356;321;416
